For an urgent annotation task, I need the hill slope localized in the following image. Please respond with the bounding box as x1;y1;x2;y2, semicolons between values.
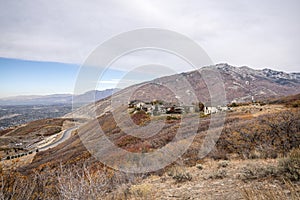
68;63;300;119
22;64;300;170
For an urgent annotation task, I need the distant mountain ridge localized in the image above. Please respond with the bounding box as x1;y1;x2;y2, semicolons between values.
261;68;300;80
214;63;300;102
0;89;120;105
2;64;299;107
67;63;300;119
124;63;300;104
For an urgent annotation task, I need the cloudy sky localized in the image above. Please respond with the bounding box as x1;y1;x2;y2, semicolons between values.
0;0;299;97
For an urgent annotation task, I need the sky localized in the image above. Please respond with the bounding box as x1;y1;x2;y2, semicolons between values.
0;0;299;98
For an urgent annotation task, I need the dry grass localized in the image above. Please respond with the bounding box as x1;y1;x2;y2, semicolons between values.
0;161;141;200
18;104;299;178
279;148;300;181
214;109;300;160
4;118;68;137
129;183;154;199
242;180;300;200
238;163;278;181
130;110;151;126
167;165;192;183
0;96;299;199
208;168;227;179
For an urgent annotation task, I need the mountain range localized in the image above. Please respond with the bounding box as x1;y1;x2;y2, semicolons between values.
68;63;300;119
0;89;120;105
1;64;299;107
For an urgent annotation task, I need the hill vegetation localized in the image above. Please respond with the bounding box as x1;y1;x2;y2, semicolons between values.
1;63;300;199
0;93;299;199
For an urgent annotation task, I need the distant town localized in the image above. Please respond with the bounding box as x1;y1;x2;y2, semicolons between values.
0;104;72;130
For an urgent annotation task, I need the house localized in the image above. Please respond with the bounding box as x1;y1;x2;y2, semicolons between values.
204;106;218;115
129;99;200;115
204;105;229;115
128;100;140;108
15;142;23;146
152;104;167;115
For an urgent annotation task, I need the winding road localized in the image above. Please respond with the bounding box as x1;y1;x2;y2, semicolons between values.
1;126;78;161
39;126;78;151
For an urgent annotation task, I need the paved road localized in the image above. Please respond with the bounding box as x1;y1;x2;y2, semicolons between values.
0;126;78;161
39;126;77;151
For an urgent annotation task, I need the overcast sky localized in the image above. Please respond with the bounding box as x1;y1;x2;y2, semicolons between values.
0;0;299;72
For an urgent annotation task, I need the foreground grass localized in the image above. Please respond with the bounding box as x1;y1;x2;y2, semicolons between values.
1;148;300;199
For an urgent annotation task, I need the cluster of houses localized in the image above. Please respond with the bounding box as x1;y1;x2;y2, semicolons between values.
203;105;230;115
128;100;230;116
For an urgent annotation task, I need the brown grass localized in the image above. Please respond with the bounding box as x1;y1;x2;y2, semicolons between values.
242;180;300;200
1;98;299;199
5;118;68;137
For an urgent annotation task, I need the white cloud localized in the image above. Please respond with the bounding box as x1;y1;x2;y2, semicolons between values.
97;78;145;90
98;79;121;84
0;0;299;71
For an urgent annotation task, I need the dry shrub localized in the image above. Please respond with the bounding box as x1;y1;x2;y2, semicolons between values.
56;165;108;200
196;164;203;170
238;164;278;181
239;148;300;182
208;169;227;179
167;165;192;183
279;148;300;181
0;162;140;200
216;110;300;159
57;164;139;200
130;183;153;199
242;180;300;200
218;160;229;168
106;184;130;200
131;110;150;126
166;115;181;121
0;170;58;200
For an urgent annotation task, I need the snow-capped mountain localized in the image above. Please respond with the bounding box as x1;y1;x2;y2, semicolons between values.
213;63;300;102
69;63;300;119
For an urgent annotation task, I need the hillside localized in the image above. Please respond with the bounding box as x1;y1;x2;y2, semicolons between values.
3;64;300;167
1;65;300;199
2;94;298;199
68;64;300;119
